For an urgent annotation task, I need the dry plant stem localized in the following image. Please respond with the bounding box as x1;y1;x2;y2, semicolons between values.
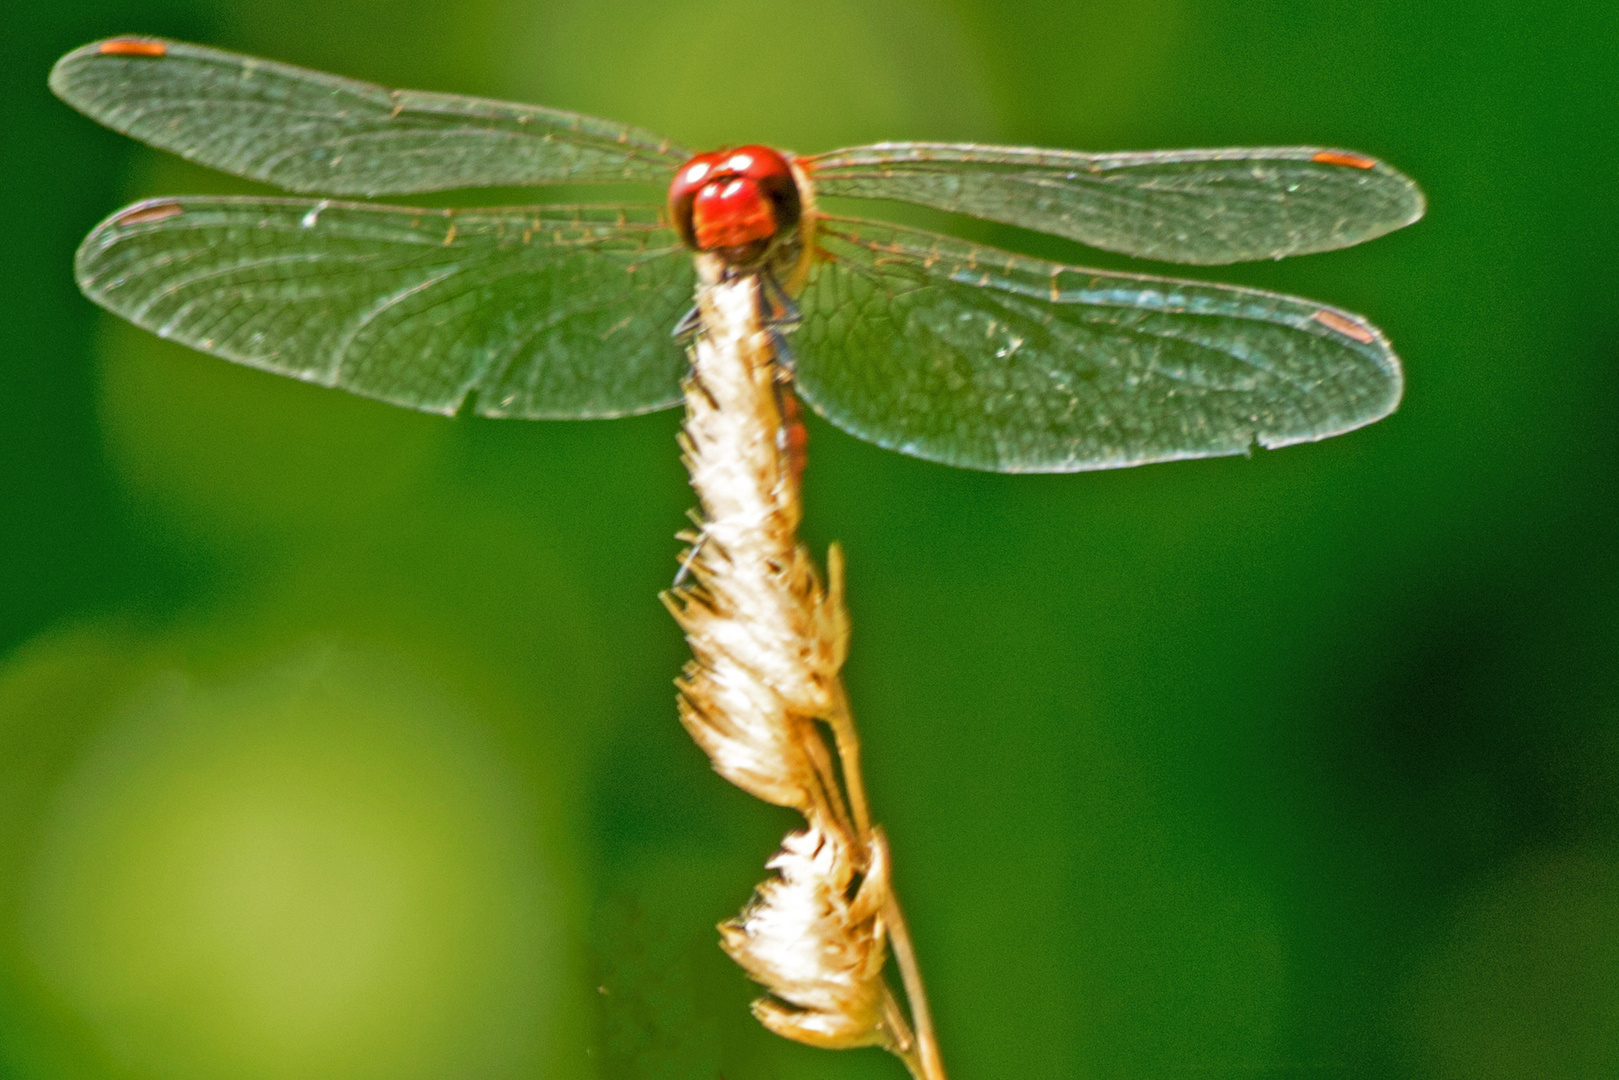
826;685;872;838
665;255;946;1080
882;889;944;1080
804;718;857;839
880;987;925;1079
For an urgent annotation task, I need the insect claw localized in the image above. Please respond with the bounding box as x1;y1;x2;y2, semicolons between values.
671;304;702;341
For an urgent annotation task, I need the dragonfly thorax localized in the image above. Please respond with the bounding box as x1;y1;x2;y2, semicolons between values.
669;146;803;267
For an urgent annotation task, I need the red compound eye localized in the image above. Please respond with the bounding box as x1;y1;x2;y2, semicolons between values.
691;177;777;249
669;145;802;257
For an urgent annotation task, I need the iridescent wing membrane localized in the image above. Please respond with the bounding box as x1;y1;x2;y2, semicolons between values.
50;37;691;194
802;143;1425;265
797;219;1399;471
54;36;1422;471
79;198;694;418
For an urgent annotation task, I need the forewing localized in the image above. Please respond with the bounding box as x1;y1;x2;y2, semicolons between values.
803;144;1424;265
77;197;694;418
793;216;1402;473
51;37;689;196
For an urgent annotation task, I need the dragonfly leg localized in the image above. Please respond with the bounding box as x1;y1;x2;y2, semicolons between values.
768;327;797;371
670;303;702;342
674;271;797;348
756;269;802;373
757;270;802;331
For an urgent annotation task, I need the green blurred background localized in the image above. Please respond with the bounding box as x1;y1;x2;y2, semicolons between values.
4;1;1617;1078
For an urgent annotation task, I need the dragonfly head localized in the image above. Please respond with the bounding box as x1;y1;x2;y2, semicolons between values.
669;146;803;267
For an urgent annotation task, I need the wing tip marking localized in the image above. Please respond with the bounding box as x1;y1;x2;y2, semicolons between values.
115;201;185;226
98;37;168;57
1311;150;1378;170
1311;308;1378;344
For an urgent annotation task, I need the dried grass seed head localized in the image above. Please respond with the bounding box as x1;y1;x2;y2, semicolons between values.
720;826;890;1049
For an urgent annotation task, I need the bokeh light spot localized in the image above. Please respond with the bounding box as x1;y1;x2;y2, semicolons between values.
22;645;564;1080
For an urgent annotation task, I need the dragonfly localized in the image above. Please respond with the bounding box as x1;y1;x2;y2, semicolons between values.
51;36;1424;473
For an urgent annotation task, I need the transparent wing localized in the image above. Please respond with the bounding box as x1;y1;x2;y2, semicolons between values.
51;37;689;196
802;143;1425;265
76;197;695;418
793;216;1402;473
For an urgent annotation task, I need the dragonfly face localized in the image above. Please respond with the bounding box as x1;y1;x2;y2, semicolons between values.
668;145;804;270
50;36;1425;473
